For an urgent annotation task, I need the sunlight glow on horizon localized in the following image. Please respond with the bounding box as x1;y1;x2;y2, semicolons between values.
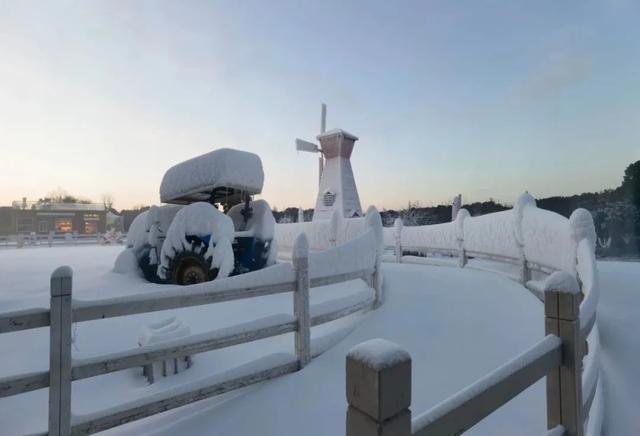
1;1;639;211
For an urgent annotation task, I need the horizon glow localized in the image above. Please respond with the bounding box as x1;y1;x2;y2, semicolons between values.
1;1;639;211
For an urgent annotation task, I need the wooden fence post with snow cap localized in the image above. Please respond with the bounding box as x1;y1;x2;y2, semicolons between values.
293;233;311;369
49;266;73;436
394;218;402;263
544;272;584;436
346;339;411;436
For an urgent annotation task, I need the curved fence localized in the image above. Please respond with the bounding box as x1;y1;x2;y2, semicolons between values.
367;193;602;436
0;209;384;435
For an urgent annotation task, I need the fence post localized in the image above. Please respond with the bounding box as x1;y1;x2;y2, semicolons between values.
520;256;531;284
73;231;78;245
48;230;54;247
394;218;402;263
293;234;311;369
346;339;411;436
17;233;24;248
49;266;73;436
544;272;584;436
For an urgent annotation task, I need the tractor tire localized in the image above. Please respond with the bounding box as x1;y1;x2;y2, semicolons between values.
166;240;219;286
138;246;165;284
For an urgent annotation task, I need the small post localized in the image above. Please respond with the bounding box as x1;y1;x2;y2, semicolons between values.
346;339;412;436
520;256;531;284
293;234;311;368
17;233;24;248
544;272;584;436
73;231;78;245
48;230;54;247
393;218;402;263
49;266;73;436
459;248;467;268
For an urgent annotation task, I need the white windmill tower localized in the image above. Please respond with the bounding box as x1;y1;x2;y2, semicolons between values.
296;104;363;221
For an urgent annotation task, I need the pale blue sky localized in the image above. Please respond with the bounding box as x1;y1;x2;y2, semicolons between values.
1;0;638;210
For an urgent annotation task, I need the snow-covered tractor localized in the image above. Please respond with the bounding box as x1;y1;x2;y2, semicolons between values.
121;148;277;285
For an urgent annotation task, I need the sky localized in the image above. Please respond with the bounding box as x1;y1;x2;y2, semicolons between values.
0;0;639;211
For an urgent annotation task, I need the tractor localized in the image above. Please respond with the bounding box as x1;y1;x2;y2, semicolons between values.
123;148;277;285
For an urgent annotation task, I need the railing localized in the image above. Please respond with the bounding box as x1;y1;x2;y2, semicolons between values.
355;193;602;436
4;232;125;248
0;211;384;435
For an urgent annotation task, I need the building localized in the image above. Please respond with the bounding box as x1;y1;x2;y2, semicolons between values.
0;198;107;236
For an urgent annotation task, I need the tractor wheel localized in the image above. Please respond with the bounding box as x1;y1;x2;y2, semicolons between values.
166;241;219;286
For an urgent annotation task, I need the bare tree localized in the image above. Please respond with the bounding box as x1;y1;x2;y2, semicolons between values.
102;193;115;210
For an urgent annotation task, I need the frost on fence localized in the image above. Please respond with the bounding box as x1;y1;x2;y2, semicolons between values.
274;220;334;253
401;221;458;252
464;210;520;258
522;207;575;273
308;226;378;279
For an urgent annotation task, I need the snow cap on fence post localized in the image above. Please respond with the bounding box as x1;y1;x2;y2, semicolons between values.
452;194;462;222
346;338;412;436
298;207;304;223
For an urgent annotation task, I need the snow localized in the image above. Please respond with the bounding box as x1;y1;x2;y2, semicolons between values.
0;246;637;436
542;271;580;294
569;208;597;250
138;317;191;347
227;199;276;239
126;210;149;253
160;148;264;203
112;248;140;274
412;334;561;431
402;221;458;251
522;207;575;273
292;233;309;259
347;338;410;370
274;220;334;254
308;229;378;279
464;210;520;258
159;202;235;279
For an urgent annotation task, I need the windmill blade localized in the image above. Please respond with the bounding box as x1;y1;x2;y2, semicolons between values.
296;138;320;153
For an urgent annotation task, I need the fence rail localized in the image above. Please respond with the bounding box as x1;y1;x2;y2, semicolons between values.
0;216;384;435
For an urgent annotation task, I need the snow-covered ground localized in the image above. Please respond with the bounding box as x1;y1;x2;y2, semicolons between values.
0;246;637;435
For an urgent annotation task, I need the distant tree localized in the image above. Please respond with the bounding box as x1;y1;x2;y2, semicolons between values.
620;160;640;209
101;193;115;210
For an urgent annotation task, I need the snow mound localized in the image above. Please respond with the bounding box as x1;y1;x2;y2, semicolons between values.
347;338;410;370
126;210;149;253
113;248;140;275
160;148;264;204
159;202;235;279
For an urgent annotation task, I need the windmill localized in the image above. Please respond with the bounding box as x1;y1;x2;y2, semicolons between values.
295;104;363;221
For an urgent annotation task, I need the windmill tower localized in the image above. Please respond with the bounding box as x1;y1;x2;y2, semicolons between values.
296;104;363;221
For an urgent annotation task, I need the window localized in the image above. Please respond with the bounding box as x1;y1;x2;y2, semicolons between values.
84;221;98;233
55;218;72;232
323;191;336;207
17;218;33;233
38;221;48;233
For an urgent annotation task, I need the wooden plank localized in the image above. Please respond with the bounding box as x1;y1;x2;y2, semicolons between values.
73;281;295;323
72;315;296;380
293;234;311;368
0;307;50;333
71;356;299;435
412;335;562;436
49;266;73;436
0;370;49;398
310;268;374;288
310;297;375;327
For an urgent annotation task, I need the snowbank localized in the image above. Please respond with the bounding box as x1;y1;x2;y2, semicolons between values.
160;148;264;204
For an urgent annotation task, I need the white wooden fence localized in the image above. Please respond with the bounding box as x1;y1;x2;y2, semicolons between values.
0;214;383;435
350;193;602;436
3;232;125;249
